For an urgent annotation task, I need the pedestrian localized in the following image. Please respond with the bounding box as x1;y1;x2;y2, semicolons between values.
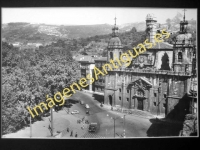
70;130;73;137
55;105;58;112
75;132;78;137
67;127;69;132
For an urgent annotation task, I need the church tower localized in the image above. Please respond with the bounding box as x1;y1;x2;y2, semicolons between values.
146;14;157;43
107;17;123;62
173;9;193;73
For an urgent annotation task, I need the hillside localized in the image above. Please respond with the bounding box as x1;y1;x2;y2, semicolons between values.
2;22;147;44
2;12;196;55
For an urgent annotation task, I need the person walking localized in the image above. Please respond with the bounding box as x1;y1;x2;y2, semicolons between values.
75;132;78;137
70;130;73;137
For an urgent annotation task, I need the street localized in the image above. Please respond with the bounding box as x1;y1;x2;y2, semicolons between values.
66;91;152;138
3;90;153;138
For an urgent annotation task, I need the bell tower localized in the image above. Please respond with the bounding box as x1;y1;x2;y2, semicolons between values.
107;17;123;62
173;9;193;73
146;14;157;43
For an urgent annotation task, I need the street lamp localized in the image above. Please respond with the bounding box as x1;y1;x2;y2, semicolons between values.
29;100;32;138
121;115;126;138
157;82;161;116
107;114;120;138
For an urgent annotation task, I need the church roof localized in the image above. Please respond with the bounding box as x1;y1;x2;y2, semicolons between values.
176;33;192;43
108;37;122;48
127;77;152;87
150;42;173;49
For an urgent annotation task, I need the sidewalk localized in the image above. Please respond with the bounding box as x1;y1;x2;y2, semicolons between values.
3;109;86;138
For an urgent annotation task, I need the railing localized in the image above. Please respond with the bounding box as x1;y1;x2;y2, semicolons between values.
108;68;191;76
94;82;105;86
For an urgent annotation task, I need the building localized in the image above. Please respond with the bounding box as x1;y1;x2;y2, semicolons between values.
76;55;95;92
77;13;197;118
103;13;197;118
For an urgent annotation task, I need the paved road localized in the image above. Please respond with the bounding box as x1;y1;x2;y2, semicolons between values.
67;91;152;138
3;90;153;138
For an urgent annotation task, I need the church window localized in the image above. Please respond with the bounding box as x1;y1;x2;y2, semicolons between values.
153;102;157;107
110;52;113;60
154;93;157;97
119;96;121;100
119;88;121;92
178;52;182;62
119;52;122;57
127;90;129;93
163;103;166;108
127;98;129;102
160;52;170;70
137;90;144;97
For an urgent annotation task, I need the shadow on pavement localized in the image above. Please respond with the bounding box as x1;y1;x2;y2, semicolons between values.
147;94;190;137
92;94;104;104
146;118;183;137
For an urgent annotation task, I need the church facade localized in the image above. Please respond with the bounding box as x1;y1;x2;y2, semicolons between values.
103;14;197;118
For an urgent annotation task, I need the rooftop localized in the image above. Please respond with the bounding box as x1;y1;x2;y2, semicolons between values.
77;55;95;63
94;57;107;61
150;42;173;49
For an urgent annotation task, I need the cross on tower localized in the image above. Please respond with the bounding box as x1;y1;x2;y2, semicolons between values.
114;16;117;26
183;9;187;21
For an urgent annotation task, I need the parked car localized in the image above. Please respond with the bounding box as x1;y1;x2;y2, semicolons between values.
80;101;84;105
86;110;89;115
85;104;90;109
88;123;98;132
71;110;79;114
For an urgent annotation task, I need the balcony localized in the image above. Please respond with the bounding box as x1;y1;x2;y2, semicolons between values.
108;67;191;76
94;81;105;87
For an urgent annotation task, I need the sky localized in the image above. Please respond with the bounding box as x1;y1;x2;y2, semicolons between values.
2;8;197;25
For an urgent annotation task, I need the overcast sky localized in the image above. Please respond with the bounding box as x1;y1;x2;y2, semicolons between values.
2;8;197;25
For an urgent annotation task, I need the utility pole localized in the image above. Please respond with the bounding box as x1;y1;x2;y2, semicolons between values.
30;114;32;138
123;115;126;138
114;118;115;138
29;100;32;138
122;73;125;112
51;107;53;136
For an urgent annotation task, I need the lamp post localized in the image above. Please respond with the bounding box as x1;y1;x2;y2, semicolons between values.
51;107;53;136
107;114;120;138
122;115;126;138
29;99;32;138
121;73;125;112
157;82;161;116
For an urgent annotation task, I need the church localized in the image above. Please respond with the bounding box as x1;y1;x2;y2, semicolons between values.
102;13;197;118
78;12;197;118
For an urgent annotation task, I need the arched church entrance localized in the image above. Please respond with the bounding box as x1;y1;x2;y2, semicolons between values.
108;95;112;106
137;98;143;110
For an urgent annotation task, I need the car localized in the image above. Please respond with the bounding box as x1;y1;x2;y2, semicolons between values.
80;101;84;105
71;110;79;114
86;110;89;115
88;123;98;132
85;104;90;109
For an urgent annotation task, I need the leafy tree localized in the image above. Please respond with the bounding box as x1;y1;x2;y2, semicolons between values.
2;41;80;135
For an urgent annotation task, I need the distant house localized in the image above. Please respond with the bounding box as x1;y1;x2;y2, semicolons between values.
12;42;22;47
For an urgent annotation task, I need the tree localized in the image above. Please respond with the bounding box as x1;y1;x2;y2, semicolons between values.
2;41;81;135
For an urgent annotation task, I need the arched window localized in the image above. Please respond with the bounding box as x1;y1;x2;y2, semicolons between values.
160;52;170;70
178;52;182;62
110;52;113;60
